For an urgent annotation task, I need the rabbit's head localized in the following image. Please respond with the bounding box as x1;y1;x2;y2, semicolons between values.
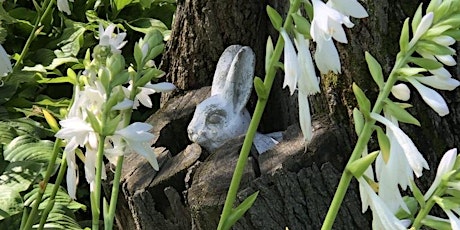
187;45;255;152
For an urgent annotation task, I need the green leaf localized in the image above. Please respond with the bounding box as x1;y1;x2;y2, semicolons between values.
222;191;259;230
126;18;168;34
409;57;443;70
365;52;384;89
417;40;456;56
0;186;23;221
346;151;378;178
400;18;410;52
384;99;421;126
0;161;42;192
395;196;418;219
353;108;364;135
114;0;133;11
3;136;55;165
352;83;371;117
435;196;460;210
85;110;102;133
421;216;451;230
254;77;268;100
375;126;390;163
23;184;86;211
410;180;425;208
292;14;311;38
411;4;423;34
267;5;282;30
443;29;460;40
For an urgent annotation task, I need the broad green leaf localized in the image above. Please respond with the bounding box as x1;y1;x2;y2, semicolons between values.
23;184;86;211
352;83;371;117
409;57;443;70
254;77;268;100
0;161;42;192
222;191;259;230
3;135;55;164
365;52;384;89
400;18;410;52
267;5;282;30
126;18;168;34
384;100;421;126
346;151;378;178
375;126;390;163
0;186;23;220
114;0;133;11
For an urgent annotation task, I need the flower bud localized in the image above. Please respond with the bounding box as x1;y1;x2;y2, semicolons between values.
391;83;411;101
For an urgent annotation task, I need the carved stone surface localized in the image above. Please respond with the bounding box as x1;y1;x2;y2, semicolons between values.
187;45;255;152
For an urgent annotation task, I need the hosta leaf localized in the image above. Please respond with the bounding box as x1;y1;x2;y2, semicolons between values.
0;186;23;220
24;184;86;211
3;135;55;164
0;161;42;192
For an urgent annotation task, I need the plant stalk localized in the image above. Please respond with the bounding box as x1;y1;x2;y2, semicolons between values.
216;1;300;229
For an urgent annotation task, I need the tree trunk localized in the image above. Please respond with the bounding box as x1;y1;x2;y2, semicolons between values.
111;0;460;229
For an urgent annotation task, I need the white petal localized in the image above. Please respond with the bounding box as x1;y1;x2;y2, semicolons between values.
65;150;78;199
436;55;456;66
433;35;456;46
144;82;176;93
298;92;312;142
295;33;320;95
328;0;369;18
128;141;159;170
0;44;12;76
424;148;457;199
409;12;434;48
407;77;449;116
112;98;134;110
314;37;341;74
415;75;460;91
371;113;429;177
280;29;299;95
116;122;154;142
329;18;348;43
430;67;452;79
57;0;71;15
391;83;411;101
446;210;460;230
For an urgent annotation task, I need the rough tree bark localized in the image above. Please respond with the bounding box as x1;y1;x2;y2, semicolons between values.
110;0;460;229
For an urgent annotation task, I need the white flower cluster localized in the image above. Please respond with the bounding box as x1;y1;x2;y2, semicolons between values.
55;24;175;199
280;0;367;142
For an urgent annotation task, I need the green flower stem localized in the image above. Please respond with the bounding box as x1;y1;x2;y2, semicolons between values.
216;2;300;229
22;138;62;230
321;50;414;229
105;156;124;230
38;152;68;230
10;0;56;77
105;77;138;229
93;134;107;230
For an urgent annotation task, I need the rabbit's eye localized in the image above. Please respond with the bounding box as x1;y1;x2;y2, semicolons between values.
206;110;226;125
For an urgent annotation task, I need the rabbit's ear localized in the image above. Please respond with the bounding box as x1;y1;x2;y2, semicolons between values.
211;45;243;96
223;46;255;113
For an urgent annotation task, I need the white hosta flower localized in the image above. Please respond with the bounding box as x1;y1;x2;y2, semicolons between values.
424;148;457;199
0;44;12;77
371;113;429;177
310;0;367;74
446;210;460;230
99;24;127;54
57;0;74;15
56;117;98;151
280;29;300;95
409;12;434;48
415;75;460;91
358;177;409;230
128;81;176;109
114;122;159;170
112;98;134;111
391;83;411;101
295;33;320;95
66;150;78;199
84;147;107;193
407;77;450;116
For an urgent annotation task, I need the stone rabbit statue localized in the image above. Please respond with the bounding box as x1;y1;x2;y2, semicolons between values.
187;45;279;153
